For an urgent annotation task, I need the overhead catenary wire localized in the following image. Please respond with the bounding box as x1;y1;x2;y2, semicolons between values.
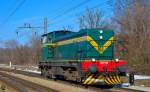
48;0;91;26
0;0;26;27
48;0;109;28
16;0;91;31
15;0;108;33
22;0;74;28
50;0;74;15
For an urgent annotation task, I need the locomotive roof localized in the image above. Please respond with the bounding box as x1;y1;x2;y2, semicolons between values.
42;30;74;36
42;29;114;42
53;29;114;42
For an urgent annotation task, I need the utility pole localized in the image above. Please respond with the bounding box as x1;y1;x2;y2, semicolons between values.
16;17;48;36
44;17;48;34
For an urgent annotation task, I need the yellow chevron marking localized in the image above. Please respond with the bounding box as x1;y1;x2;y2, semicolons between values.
107;77;114;85
87;78;95;84
43;35;114;54
42;36;86;47
86;72;91;77
91;75;100;84
116;75;121;83
104;78;110;84
105;78;111;85
42;43;56;47
94;79;99;82
57;36;87;45
109;75;116;84
94;75;104;82
87;36;114;54
113;75;119;83
98;75;104;79
94;75;99;82
104;74;122;85
104;76;113;85
83;75;93;84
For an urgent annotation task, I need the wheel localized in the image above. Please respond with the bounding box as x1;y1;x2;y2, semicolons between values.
48;69;56;79
129;73;134;85
41;68;48;78
41;68;44;76
76;77;82;83
82;84;88;88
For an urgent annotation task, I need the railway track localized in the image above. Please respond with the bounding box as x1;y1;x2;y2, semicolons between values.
0;68;136;92
0;68;105;92
0;70;57;92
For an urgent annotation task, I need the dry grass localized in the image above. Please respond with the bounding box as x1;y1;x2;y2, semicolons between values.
3;71;103;92
113;88;140;92
134;79;150;87
0;80;17;92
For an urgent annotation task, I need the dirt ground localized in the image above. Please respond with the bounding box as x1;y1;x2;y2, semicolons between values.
134;79;150;87
0;80;17;92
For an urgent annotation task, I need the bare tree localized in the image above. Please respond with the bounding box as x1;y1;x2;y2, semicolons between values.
0;34;41;66
28;34;41;65
112;0;150;74
78;8;107;29
4;40;20;64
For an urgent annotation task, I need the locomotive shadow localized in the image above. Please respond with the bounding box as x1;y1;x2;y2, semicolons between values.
52;77;114;89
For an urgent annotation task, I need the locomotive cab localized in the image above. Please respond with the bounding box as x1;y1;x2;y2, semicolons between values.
41;34;51;44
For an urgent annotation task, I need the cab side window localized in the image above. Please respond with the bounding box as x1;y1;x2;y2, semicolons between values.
47;37;52;43
42;36;47;43
41;36;52;43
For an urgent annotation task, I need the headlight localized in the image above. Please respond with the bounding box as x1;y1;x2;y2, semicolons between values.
92;58;96;62
99;36;103;39
89;65;97;73
115;58;119;62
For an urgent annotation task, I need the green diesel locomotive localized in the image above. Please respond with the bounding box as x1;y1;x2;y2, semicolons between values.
39;29;130;85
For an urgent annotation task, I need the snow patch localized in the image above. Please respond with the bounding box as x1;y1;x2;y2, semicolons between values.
22;69;41;74
134;75;150;80
120;83;130;87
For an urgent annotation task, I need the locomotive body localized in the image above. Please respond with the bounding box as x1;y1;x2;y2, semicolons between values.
39;29;127;85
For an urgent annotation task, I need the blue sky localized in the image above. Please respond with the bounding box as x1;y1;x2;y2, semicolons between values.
0;0;112;45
